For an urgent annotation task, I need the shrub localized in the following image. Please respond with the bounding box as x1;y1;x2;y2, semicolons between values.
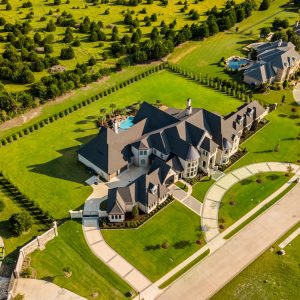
9;211;33;236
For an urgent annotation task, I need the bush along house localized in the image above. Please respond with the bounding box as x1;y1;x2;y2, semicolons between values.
78;99;268;222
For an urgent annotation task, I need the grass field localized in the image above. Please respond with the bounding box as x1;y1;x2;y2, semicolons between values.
102;201;203;281
30;220;133;300
0;70;242;219
0;188;44;264
213;224;300;300
175;181;188;192
219;172;290;230
0;0;242;92
191;177;214;203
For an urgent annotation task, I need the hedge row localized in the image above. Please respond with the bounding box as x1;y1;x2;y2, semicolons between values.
100;196;174;229
168;63;253;103
0;172;54;227
0;62;168;147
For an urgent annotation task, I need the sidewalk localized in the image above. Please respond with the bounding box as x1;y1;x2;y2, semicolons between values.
202;162;300;241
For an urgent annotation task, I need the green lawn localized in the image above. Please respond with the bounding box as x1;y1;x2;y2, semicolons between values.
0;187;44;267
175;181;188;192
0;70;241;219
213;224;300;300
219;172;290;230
191;177;215;203
102;201;203;281
30;220;133;300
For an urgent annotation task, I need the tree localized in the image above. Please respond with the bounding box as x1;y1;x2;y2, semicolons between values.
0;199;5;212
260;27;271;38
46;20;56;32
132;205;139;218
286;165;294;177
259;0;270;11
54;0;61;4
60;46;75;60
0;17;6;26
255;171;263;183
9;211;33;236
109;103;116;113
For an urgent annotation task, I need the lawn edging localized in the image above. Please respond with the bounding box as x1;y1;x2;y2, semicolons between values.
158;249;210;289
224;180;298;239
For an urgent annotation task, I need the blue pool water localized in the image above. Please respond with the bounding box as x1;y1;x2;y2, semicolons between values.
119;116;134;130
227;58;249;70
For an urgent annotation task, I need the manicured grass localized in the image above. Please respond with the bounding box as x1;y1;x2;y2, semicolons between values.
158;249;210;289
191;177;214;203
0;70;242;219
102;201;203;282
30;220;133;300
212;223;300;300
224;181;297;239
175;181;188;192
219;172;290;230
0;188;43;261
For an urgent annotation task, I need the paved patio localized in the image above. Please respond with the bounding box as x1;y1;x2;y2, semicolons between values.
202;162;300;241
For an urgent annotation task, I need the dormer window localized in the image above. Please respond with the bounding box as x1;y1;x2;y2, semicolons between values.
237;115;244;125
150;184;157;195
247;108;254;117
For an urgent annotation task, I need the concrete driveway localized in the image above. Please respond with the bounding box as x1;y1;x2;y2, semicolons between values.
158;183;300;300
293;82;300;105
14;278;86;300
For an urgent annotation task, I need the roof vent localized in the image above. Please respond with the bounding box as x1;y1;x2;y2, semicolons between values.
185;98;192;116
113;119;119;134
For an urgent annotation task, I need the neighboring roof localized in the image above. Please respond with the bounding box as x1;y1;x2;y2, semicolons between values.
244;40;300;83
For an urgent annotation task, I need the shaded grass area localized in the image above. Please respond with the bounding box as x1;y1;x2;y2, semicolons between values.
219;172;290;230
224;181;298;239
0;188;44;274
191;178;214;203
0;71;242;219
102;201;203;282
175;181;188;192
30;220;133;300
213;223;300;300
159;249;210;289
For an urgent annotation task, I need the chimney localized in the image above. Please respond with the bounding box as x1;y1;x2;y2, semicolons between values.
185;98;192;116
113;119;119;134
278;39;282;47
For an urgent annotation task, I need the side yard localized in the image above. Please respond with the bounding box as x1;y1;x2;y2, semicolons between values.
29;221;133;300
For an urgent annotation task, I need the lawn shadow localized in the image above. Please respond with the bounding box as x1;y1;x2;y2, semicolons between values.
266;174;280;181
240;178;253;185
144;244;161;251
27;135;96;185
253;150;273;154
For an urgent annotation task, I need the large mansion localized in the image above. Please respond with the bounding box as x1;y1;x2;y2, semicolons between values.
78;100;268;222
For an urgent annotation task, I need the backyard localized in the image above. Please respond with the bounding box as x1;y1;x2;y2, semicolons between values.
0;70;242;219
219;172;291;230
213;224;300;300
30;220;133;300
102;201;203;281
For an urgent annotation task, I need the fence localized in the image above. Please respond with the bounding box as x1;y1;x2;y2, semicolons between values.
6;222;58;300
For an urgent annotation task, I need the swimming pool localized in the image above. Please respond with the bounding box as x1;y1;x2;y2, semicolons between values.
227;58;250;70
119;116;134;130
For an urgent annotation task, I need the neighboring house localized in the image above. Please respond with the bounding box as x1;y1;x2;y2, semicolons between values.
78;100;268;222
244;40;300;86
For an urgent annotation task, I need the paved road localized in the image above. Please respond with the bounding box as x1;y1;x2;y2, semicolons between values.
293;83;300;106
14;278;85;300
202;162;300;241
158;183;300;300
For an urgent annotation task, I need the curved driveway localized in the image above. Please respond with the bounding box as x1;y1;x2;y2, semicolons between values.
202;162;300;241
293;83;300;105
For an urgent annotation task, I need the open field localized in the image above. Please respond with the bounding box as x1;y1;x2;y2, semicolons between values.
0;0;242;92
170;0;298;77
102;201;203;282
213;223;300;300
219;172;290;230
30;220;132;300
0;70;242;219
